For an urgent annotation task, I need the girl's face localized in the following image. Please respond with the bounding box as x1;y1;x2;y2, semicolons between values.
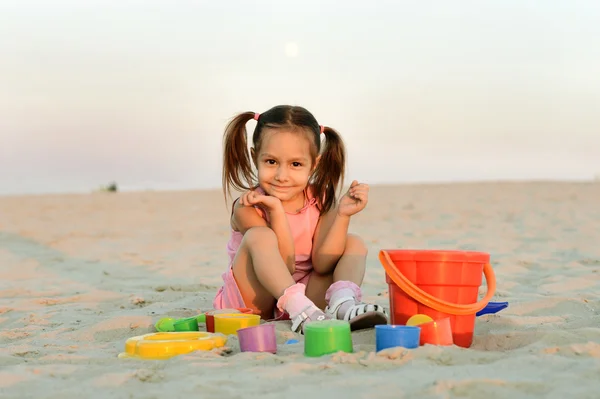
252;129;317;206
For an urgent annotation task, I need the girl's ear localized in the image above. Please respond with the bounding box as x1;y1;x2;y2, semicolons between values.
250;147;257;167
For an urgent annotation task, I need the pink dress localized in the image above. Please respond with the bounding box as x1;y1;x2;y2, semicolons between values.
212;187;321;317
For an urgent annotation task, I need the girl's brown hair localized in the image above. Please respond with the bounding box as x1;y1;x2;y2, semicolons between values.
222;105;346;214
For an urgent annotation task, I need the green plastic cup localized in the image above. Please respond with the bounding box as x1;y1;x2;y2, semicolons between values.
173;316;199;332
304;320;353;357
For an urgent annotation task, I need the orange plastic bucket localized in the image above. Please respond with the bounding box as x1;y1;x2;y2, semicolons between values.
379;249;496;348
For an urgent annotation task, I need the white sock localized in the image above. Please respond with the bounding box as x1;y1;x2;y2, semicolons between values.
276;283;318;320
328;287;357;319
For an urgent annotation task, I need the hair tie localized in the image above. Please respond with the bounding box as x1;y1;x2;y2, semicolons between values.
320;125;325;134
253;113;260;121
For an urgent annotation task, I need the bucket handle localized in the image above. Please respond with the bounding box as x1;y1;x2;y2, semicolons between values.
378;250;496;316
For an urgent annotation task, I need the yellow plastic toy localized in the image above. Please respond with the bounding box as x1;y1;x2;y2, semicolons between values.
213;313;260;336
406;314;434;326
118;331;227;360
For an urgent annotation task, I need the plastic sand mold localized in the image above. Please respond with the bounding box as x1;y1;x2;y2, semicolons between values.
118;332;227;360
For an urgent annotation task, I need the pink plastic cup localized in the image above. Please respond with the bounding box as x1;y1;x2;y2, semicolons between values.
419;317;453;346
237;323;277;354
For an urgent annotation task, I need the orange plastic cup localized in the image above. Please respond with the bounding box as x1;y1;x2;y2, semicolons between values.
379;249;496;348
418;317;453;346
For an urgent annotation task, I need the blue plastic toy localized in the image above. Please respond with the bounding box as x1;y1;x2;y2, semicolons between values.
476;301;508;316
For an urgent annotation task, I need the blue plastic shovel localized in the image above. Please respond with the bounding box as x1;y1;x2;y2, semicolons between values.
476;301;508;316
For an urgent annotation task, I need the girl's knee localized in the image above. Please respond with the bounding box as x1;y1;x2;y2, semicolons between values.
346;234;368;256
243;226;277;248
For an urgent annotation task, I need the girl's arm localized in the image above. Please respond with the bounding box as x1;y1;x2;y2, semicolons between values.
265;207;296;274
311;209;350;274
231;199;268;233
311;180;369;274
232;192;296;274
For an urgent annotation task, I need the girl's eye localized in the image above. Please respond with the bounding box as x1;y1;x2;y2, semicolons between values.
266;160;276;165
292;162;302;167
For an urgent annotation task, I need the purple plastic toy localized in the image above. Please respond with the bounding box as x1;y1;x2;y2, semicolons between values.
237;323;277;353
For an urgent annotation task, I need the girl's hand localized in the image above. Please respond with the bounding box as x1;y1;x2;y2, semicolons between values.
240;190;283;213
337;180;369;217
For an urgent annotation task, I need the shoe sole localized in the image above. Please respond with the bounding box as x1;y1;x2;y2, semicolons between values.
349;311;389;331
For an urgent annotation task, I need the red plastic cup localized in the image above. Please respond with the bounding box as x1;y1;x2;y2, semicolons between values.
419;317;453;346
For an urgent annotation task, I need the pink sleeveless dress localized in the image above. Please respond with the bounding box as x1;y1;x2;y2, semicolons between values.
212;187;321;316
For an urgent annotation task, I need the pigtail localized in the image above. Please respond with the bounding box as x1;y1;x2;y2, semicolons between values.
311;126;346;214
222;111;257;200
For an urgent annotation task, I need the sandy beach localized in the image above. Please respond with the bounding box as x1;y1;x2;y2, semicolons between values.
1;182;599;398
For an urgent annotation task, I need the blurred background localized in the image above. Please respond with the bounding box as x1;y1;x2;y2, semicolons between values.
1;0;599;195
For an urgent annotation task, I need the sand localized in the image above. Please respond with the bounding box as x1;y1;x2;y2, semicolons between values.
1;182;599;398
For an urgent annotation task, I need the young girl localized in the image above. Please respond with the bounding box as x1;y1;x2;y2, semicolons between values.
213;105;388;333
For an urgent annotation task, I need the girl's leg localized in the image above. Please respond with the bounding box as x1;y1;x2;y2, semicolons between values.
231;227;329;329
331;233;368;284
304;271;333;310
230;227;295;318
306;233;388;329
306;233;367;303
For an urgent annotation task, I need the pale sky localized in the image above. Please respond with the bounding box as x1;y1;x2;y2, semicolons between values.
1;0;599;195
